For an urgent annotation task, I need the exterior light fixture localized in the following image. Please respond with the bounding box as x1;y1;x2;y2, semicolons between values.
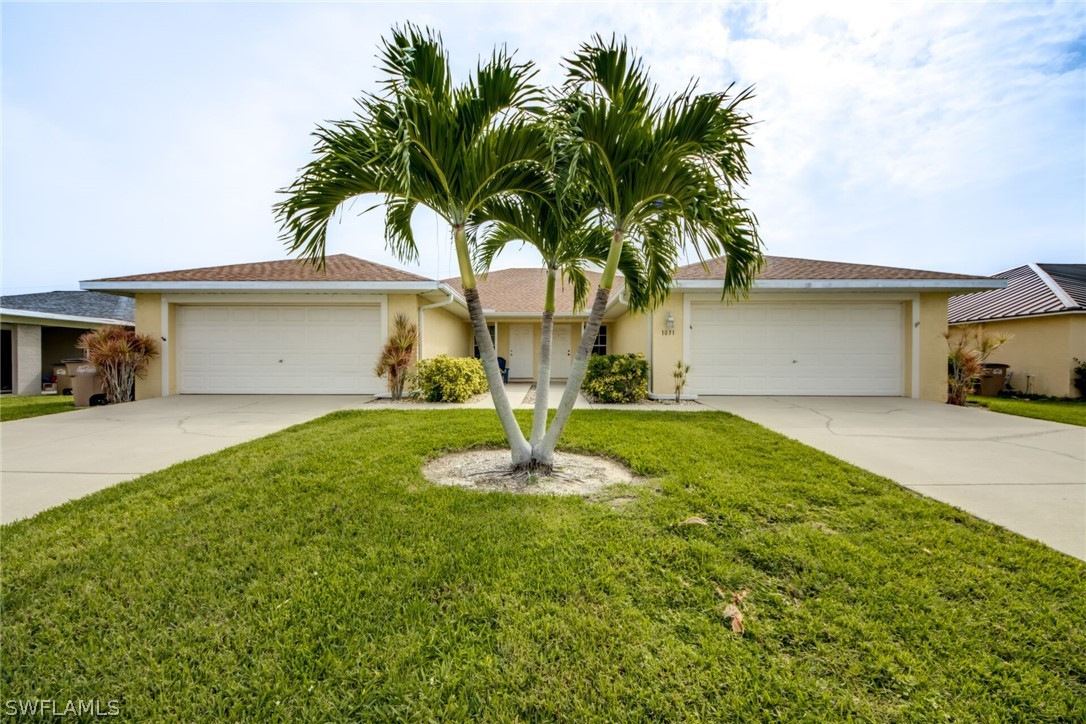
666;312;675;330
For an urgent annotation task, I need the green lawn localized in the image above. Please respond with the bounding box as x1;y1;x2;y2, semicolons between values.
0;394;76;422
2;411;1083;720
972;395;1086;427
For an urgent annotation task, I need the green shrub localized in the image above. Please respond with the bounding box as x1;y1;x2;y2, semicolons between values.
414;355;488;403
582;353;648;403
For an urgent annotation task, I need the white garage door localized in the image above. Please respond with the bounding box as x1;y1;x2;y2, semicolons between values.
688;302;903;395
177;306;383;394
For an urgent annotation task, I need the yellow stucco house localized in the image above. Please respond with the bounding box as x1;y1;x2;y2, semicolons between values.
81;254;1000;402
949;263;1086;398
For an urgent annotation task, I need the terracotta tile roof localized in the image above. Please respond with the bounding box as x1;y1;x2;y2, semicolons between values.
949;263;1086;323
675;255;987;281
87;254;432;283
0;291;135;323
442;268;625;315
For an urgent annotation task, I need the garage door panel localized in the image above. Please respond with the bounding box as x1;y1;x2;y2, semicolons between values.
177;305;382;394
689;302;903;396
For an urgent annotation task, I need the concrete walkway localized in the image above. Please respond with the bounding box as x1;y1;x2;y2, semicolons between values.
1;395;371;524
701;396;1086;561
368;383;593;410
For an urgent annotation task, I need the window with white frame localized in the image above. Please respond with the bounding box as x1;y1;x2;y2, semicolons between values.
473;324;497;358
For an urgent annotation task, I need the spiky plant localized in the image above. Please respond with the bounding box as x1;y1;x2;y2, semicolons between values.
374;313;418;401
77;326;159;404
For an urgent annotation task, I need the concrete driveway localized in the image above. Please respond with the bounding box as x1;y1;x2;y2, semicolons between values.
701;397;1086;561
1;395;370;524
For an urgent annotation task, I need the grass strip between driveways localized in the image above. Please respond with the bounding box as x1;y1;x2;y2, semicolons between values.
0;395;76;422
971;395;1086;427
2;410;1083;721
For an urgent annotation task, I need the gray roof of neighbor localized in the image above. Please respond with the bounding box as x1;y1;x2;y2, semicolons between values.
0;291;135;323
948;264;1086;323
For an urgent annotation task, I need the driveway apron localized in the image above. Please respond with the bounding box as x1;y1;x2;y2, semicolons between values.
1;395;370;524
700;396;1086;560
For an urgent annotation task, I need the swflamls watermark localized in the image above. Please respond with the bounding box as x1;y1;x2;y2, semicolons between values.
3;700;120;718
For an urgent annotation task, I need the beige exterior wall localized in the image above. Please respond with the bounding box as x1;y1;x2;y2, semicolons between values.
134;293;164;400
950;314;1086;398
917;293;950;402
12;324;42;396
609;311;648;358
423;306;470;358
386;294;418;337
648;293;685;396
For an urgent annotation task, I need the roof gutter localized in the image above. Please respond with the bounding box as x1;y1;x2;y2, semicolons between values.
0;308;133;327
949;308;1085;325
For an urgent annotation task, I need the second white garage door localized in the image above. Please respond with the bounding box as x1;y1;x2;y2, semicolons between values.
177;305;383;394
688;302;903;396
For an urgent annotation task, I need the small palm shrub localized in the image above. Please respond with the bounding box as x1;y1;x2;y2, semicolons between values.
77;326;159;404
414;356;488;403
945;324;1009;405
582;353;649;403
673;359;691;402
374;313;418;401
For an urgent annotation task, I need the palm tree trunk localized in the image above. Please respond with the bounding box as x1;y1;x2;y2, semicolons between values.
534;231;623;468
533;287;610;467
454;226;532;465
530;268;557;447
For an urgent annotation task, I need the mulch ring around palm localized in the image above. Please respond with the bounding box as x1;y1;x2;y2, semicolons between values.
423;448;637;495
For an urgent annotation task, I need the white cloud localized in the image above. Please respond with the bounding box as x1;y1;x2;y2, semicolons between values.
1;1;1082;294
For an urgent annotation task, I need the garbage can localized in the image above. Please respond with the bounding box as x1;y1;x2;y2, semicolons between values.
978;363;1009;397
65;360;105;407
52;362;73;395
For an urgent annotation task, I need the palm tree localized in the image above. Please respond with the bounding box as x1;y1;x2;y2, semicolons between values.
275;24;549;466
470;191;646;449
532;35;764;468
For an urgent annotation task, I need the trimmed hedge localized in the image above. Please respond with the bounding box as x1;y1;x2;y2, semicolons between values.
581;353;648;403
414;355;489;403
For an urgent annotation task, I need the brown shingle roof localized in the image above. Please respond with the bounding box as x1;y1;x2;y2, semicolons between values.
675;255;987;281
87;254;432;283
949;263;1086;323
442;268;625;315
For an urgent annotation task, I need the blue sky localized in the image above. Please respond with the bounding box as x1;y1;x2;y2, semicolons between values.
2;1;1083;294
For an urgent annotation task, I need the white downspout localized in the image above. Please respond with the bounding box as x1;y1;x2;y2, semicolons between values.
418;289;455;360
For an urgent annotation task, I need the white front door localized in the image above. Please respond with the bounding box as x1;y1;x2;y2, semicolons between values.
508;324;534;379
551;325;572;378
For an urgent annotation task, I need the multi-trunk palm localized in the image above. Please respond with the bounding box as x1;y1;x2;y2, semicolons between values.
277;27;763;473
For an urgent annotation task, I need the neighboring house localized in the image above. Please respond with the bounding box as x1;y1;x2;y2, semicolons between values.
82;254;1000;402
949;264;1086;398
1;291;135;396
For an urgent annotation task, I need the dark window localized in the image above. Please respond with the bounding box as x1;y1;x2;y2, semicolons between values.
473;324;497;358
591;325;607;356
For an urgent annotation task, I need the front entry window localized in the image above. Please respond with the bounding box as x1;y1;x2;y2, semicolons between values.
591;325;608;356
473;324;497;358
